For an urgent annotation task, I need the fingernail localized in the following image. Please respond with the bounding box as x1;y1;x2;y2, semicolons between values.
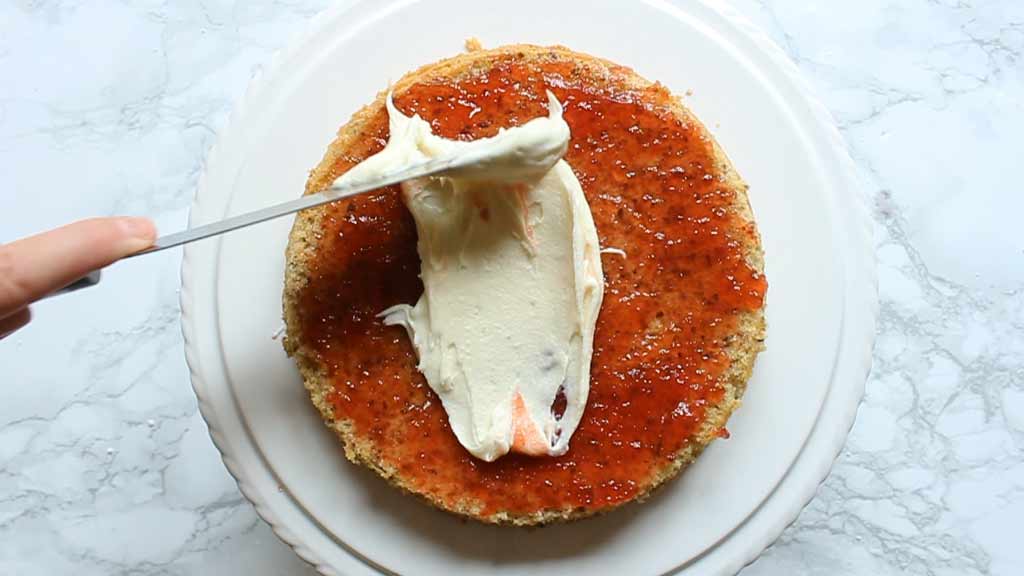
119;217;157;251
117;216;156;252
120;217;157;240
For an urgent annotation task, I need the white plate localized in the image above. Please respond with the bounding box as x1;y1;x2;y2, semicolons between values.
181;0;876;574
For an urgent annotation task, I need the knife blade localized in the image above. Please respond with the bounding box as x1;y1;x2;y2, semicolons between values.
132;152;473;256
51;152;473;296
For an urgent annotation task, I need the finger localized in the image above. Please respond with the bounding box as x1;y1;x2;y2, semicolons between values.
0;307;31;339
0;217;156;316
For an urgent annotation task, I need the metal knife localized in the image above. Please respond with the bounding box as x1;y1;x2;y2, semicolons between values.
54;152;473;296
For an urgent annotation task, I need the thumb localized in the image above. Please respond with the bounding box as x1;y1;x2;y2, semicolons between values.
0;217;156;317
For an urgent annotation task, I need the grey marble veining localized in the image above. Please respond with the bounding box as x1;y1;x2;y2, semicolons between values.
1;1;1021;574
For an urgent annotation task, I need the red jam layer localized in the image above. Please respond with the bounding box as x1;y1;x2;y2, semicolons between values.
297;57;766;517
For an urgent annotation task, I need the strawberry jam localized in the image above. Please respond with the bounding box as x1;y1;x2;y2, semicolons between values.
295;55;766;518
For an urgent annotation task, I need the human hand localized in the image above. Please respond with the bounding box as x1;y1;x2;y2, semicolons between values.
0;217;156;339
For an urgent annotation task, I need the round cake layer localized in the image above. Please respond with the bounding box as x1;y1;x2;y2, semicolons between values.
283;45;766;525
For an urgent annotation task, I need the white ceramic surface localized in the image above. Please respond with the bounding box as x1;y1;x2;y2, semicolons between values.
183;0;872;574
3;1;1021;575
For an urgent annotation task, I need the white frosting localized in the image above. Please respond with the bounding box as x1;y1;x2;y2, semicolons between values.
332;92;604;462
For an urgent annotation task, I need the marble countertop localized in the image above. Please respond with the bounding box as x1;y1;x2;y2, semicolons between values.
2;1;1021;574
